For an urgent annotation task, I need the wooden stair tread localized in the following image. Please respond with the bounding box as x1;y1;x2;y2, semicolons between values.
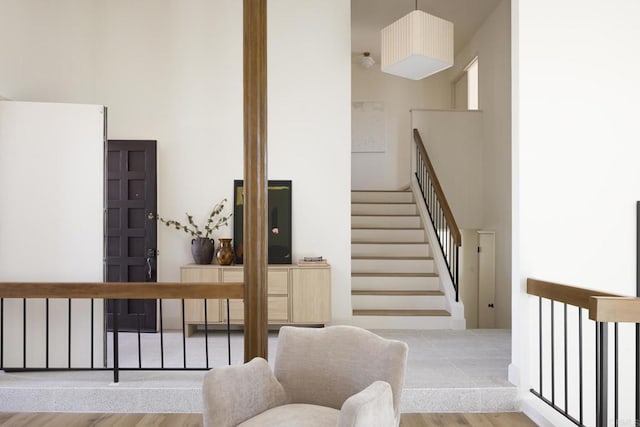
351;214;419;217
351;241;428;245
351;190;411;193
352;272;438;277
352;290;443;296
351;202;415;205
352;227;423;230
352;256;433;260
353;309;450;317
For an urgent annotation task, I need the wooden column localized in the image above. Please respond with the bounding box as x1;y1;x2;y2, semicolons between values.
243;0;268;361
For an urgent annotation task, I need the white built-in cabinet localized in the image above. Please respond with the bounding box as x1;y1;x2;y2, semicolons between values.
180;264;331;336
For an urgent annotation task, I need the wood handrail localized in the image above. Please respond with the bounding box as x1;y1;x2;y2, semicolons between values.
527;278;640;323
413;129;461;246
0;282;244;299
589;297;640;323
527;278;618;309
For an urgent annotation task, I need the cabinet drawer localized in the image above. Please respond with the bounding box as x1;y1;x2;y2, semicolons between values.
224;296;289;322
221;269;288;295
268;270;288;295
222;269;244;283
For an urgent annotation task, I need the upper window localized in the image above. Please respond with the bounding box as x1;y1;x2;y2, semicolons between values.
453;56;479;111
466;57;479;110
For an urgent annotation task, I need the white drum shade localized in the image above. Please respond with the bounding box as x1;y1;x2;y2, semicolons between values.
381;10;453;80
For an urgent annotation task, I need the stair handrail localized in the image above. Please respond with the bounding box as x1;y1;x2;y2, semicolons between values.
526;278;640;426
413;129;461;301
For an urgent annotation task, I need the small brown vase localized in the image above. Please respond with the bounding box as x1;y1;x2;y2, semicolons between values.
216;238;234;265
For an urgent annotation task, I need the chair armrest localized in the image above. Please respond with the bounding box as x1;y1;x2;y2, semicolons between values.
337;381;396;427
202;357;287;427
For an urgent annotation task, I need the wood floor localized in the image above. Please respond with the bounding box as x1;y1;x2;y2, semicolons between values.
0;412;537;426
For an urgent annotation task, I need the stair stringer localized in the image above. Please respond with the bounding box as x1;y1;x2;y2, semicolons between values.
410;176;466;329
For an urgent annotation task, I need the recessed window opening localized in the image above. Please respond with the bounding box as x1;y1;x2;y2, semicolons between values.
466;56;479;110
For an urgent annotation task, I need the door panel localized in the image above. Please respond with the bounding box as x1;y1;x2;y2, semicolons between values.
478;231;496;328
105;140;157;332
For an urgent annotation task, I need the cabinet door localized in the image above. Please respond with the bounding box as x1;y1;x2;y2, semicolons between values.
291;268;331;323
180;267;222;323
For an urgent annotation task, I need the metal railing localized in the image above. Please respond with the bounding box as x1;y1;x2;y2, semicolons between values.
412;129;461;301
527;278;640;426
0;282;243;383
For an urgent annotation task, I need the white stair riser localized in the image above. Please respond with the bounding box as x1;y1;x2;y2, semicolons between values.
352;229;426;242
351;192;413;203
352;295;446;310
351;243;430;258
351;315;453;330
352;216;422;228
352;258;434;274
351;275;440;291
352;203;417;215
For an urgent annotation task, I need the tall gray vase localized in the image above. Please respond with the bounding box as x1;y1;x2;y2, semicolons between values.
191;238;215;264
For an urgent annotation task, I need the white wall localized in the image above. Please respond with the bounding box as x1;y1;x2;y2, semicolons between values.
0;0;97;103
0;101;104;366
412;110;484;229
447;0;512;328
0;0;352;327
513;0;640;423
351;62;451;190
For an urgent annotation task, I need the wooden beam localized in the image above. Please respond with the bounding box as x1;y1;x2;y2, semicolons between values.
243;0;268;361
0;282;244;299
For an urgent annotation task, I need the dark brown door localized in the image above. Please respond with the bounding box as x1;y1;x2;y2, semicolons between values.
105;140;157;332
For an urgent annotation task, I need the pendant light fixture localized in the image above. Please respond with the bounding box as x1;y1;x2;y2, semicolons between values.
381;0;453;80
359;52;376;69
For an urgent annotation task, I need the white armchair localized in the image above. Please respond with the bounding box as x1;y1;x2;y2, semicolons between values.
202;325;408;427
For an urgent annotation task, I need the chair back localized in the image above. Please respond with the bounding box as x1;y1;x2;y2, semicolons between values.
273;325;408;421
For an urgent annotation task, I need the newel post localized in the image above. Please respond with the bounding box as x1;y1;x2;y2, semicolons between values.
243;0;268;361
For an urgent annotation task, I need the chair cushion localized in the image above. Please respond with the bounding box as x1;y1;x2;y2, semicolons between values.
238;403;340;427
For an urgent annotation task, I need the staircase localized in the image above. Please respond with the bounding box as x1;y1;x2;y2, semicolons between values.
351;190;453;329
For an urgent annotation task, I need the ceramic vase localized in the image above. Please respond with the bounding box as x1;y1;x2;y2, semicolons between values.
216;238;234;265
191;237;215;264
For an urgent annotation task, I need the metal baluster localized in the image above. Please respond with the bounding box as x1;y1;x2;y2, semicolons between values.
181;299;187;368
68;299;72;368
46;299;50;369
637;322;640;424
0;298;3;370
136;307;142;369
227;299;231;365
564;303;568;413
615;323;618;426
539;297;543;394
159;299;165;369
90;299;94;369
595;322;608;427
204;299;209;369
551;300;555;404
113;301;120;383
22;298;26;368
579;308;583;425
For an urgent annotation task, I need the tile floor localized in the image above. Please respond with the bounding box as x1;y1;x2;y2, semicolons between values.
0;328;518;413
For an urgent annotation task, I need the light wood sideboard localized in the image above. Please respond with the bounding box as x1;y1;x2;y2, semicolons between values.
180;264;331;336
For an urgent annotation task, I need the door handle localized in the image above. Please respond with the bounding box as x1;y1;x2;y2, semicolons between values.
146;257;153;281
145;248;157;281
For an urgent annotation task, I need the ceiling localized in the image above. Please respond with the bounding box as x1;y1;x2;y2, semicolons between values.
351;0;501;61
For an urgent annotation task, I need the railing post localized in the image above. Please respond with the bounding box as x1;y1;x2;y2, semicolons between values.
596;321;608;427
